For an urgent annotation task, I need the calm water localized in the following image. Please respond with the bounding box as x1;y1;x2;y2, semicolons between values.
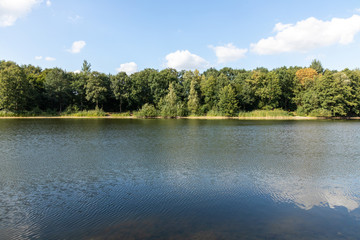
0;119;360;239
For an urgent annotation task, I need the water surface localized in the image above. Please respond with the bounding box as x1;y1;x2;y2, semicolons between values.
0;119;359;239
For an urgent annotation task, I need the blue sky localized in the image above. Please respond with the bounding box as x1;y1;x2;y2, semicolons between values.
1;0;360;74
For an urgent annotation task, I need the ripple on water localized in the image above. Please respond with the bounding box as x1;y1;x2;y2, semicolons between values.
0;119;360;239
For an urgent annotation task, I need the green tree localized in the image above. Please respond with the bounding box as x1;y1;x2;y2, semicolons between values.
160;83;179;117
110;72;131;112
85;71;108;109
218;84;238;116
187;78;200;115
44;68;71;112
310;59;324;74
82;60;92;74
130;69;157;109
0;61;30;111
251;71;282;109
200;75;218;111
22;64;44;110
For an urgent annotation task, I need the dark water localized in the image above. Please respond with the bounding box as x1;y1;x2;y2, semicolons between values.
0;119;360;239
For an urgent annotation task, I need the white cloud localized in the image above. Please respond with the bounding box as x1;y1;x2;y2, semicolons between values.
0;0;42;27
165;50;208;70
35;56;43;60
68;15;82;23
45;56;56;61
68;40;86;54
251;14;360;55
46;0;51;7
116;62;138;75
73;70;81;74
210;43;247;63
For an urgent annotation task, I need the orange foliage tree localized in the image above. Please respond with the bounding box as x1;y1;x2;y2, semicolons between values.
295;68;318;85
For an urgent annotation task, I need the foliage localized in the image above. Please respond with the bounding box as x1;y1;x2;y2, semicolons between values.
2;59;360;118
310;59;324;74
136;103;157;118
187;78;200;115
0;61;30;111
62;109;107;117
44;68;71;112
85;71;108;109
295;68;318;85
239;109;291;117
218;84;238;116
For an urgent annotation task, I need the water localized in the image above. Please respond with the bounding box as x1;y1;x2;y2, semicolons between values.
0;119;359;239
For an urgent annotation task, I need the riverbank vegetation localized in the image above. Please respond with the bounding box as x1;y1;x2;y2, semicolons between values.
1;59;360;118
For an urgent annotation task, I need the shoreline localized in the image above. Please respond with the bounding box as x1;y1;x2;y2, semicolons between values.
1;116;359;120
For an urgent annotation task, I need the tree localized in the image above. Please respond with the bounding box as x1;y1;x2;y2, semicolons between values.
22;64;43;110
44;68;71;112
274;67;298;110
85;71;108;109
0;61;30;111
110;72;131;112
200;75;218;111
296;68;318;85
251;71;281;109
82;60;91;74
310;59;324;74
129;69;157;109
160;83;180;117
218;84;238;116
187;78;200;115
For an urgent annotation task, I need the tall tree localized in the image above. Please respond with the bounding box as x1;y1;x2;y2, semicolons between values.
187;78;200;115
310;59;324;74
110;72;130;112
0;61;30;111
44;68;71;112
160;83;179;117
85;71;108;109
218;84;238;116
200;75;218;111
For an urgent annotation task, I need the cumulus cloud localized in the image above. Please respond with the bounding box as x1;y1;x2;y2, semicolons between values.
210;43;247;63
116;62;138;75
0;0;42;27
35;56;43;60
45;56;56;61
165;50;208;70
73;70;81;74
68;40;86;54
251;15;360;55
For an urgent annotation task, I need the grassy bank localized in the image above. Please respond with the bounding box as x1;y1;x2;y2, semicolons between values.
0;109;344;120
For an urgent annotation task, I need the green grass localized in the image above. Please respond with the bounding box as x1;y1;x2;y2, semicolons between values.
61;109;107;117
238;109;293;117
109;111;132;117
206;109;224;117
0;110;56;117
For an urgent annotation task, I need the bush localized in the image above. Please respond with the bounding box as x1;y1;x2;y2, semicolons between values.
136;104;157;118
239;109;291;117
308;108;332;117
0;110;16;117
110;112;132;117
206;108;223;116
62;108;107;117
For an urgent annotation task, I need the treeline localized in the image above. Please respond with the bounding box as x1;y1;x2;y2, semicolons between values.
1;59;360;117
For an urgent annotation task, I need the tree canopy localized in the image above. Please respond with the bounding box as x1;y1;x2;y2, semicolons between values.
1;59;360;117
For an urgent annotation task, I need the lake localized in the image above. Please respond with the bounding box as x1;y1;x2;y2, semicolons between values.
0;119;359;239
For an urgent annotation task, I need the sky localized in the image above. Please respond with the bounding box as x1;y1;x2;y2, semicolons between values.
1;0;360;74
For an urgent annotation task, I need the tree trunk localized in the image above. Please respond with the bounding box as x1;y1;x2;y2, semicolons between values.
119;98;122;113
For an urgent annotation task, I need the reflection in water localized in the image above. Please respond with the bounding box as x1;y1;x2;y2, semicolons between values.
0;119;360;239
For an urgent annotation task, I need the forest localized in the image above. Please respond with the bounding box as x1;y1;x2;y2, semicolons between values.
1;59;360;117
